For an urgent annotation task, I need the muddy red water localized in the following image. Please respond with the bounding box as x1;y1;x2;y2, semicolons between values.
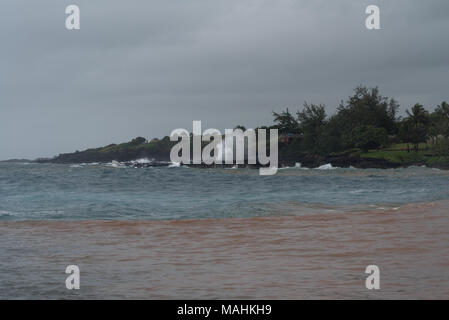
1;200;448;299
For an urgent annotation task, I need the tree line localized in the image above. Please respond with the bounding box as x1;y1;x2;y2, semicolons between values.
258;86;449;158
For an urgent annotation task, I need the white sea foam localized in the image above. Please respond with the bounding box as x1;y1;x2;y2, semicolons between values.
106;160;126;168
111;160;121;167
316;163;337;170
279;163;310;170
0;210;19;218
349;189;367;194
407;165;423;169
70;162;100;168
168;162;181;168
131;158;152;164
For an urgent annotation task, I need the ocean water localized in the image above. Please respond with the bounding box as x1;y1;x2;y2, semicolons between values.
1;162;449;221
1;162;448;299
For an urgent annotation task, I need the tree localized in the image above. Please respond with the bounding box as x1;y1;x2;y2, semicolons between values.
130;137;147;145
404;104;430;152
433;101;449;137
428;101;449;155
343;125;388;152
297;102;327;154
272;108;300;134
336;86;399;135
297;103;327;133
234;125;247;131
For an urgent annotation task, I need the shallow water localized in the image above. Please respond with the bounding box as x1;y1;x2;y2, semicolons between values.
1;162;449;221
0;163;448;299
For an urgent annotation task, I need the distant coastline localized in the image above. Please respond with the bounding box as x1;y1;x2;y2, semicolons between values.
0;159;31;163
28;143;449;170
8;86;449;170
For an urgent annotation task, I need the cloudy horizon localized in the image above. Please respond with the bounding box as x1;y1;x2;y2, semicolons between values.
1;0;449;160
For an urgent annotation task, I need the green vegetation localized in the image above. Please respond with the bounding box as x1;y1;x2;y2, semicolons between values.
44;86;449;168
49;136;175;163
357;143;449;166
268;86;449;167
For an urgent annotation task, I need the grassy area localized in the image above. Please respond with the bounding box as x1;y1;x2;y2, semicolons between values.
382;143;431;151
359;143;449;165
361;149;428;163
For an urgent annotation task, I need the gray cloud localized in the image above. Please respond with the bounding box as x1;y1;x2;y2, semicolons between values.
1;0;448;159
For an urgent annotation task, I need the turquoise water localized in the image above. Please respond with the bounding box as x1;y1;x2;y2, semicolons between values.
1;162;449;221
1;162;449;299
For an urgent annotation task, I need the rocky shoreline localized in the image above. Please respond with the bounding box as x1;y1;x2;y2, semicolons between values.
39;155;449;170
278;155;449;170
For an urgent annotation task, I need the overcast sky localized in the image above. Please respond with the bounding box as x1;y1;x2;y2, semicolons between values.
1;0;448;160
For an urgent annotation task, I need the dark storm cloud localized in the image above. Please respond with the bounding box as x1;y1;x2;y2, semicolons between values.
1;0;448;159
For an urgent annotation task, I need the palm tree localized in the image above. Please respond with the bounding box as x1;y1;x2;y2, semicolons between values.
406;104;428;125
434;101;449;137
405;104;430;152
435;101;449;117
